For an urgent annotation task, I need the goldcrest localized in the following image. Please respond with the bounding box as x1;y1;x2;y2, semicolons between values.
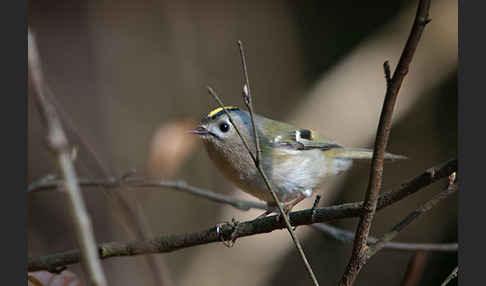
191;106;405;212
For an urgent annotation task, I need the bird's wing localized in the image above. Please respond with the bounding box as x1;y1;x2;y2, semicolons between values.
268;128;343;151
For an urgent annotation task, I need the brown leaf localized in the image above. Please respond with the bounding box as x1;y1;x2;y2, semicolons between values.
147;118;199;178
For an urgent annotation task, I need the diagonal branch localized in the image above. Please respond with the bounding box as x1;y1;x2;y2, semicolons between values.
312;223;457;252
340;0;432;285
367;182;458;258
28;158;456;272
237;41;261;163
235;40;319;285
441;266;458;286
207;84;319;286
28;29;107;285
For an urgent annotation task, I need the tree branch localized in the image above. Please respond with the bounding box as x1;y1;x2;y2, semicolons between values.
28;29;107;285
207;81;319;285
367;181;458;258
237;41;261;164
28;158;456;215
28;158;455;272
312;223;457;252
238;40;319;285
340;0;432;285
441;266;458;286
29;177;268;211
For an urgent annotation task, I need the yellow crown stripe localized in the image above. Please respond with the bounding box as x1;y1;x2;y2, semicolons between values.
207;106;239;118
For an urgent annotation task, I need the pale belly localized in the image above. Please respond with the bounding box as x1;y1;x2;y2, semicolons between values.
259;149;353;203
206;141;353;204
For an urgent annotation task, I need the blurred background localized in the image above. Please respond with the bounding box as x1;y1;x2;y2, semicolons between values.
28;0;457;285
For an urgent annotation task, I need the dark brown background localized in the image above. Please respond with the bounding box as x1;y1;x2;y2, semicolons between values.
28;0;457;285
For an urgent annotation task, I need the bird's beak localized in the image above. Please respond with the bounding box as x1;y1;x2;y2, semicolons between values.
188;126;209;135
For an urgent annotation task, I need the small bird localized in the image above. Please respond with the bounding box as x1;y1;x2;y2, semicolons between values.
191;106;406;216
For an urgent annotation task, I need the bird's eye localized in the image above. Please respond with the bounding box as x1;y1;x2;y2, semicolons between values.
219;122;230;133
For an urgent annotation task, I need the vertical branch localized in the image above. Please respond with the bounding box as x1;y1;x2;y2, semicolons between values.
339;0;432;285
207;87;319;286
206;86;256;162
28;29;107;286
208;41;319;285
237;40;261;163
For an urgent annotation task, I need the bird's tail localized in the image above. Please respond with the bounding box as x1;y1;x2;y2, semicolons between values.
328;147;407;161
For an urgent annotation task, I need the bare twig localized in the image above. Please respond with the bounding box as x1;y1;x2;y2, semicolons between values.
237;41;261;163
28;158;456;272
41;84;168;286
312;223;457;252
236;40;319;285
29;44;170;286
206;86;256;162
30;158;456;214
384;61;392;88
441;266;458;286
367;182;458;258
29;177;268;211
340;1;432;285
45;89;170;285
206;42;320;285
208;86;320;286
28;29;107;286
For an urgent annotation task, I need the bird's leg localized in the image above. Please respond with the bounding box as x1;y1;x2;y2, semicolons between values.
258;195;306;223
256;203;279;219
284;194;307;213
256;194;307;222
272;195;305;223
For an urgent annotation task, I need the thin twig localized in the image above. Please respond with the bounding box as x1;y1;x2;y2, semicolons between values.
47;90;168;286
384;61;392;89
206;42;320;285
340;1;432;285
206;86;256;161
312;223;457;252
367;182;458;258
32;70;172;286
440;266;458;286
28;159;456;272
29;177;268;211
238;40;319;285
30;159;456;214
28;29;107;286
208;86;320;285
237;40;261;163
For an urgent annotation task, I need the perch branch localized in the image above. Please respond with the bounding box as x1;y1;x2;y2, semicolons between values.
28;29;107;285
28;158;456;272
340;0;432;285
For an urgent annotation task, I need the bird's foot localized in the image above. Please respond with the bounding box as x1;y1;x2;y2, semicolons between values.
215;218;240;248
